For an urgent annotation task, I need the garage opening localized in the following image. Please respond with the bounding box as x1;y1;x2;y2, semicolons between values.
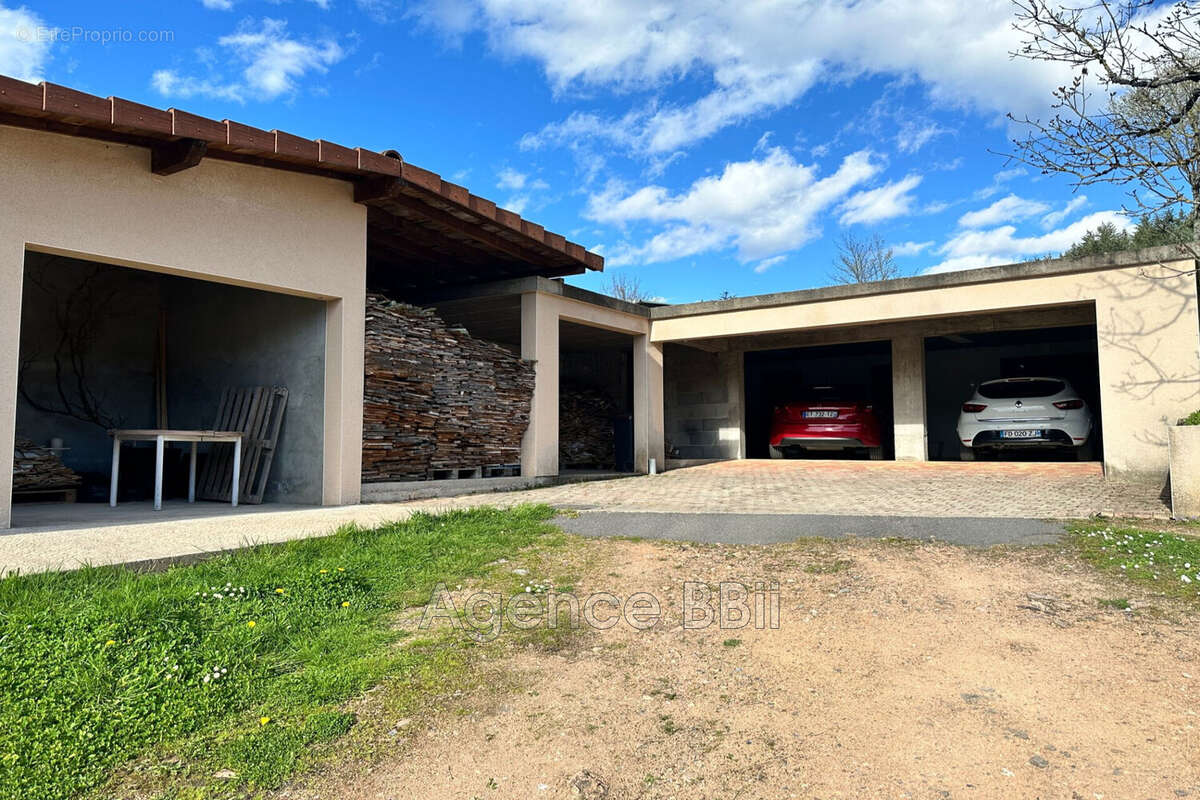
744;340;893;459
13;251;326;513
924;323;1102;462
560;320;635;473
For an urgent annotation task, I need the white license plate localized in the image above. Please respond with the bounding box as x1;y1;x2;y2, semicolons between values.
1000;429;1043;439
803;410;838;418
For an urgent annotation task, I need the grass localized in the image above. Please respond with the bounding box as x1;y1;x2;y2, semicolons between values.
0;505;563;800
803;558;852;574
1068;520;1200;602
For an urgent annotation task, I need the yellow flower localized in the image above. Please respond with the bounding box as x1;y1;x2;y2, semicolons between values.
319;569;328;574
337;567;345;572
260;716;270;726
341;601;350;608
275;588;285;594
246;620;256;628
104;640;115;647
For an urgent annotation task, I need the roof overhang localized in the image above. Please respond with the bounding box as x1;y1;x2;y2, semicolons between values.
0;75;603;291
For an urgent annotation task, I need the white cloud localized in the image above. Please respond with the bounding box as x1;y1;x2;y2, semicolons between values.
754;255;786;274
587;147;880;266
924;210;1134;274
497;167;527;190
895;118;953;154
838;174;922;225
957;194;1050;229
892;240;934;257
152;18;344;102
428;0;1071;156
0;4;51;81
1040;195;1088;229
202;0;234;9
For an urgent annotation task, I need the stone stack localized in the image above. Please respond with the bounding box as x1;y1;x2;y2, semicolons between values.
362;295;535;482
12;438;81;491
559;386;616;468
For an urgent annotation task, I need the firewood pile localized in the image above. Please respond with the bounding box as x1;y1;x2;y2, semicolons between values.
12;437;81;490
362;295;535;482
559;386;616;468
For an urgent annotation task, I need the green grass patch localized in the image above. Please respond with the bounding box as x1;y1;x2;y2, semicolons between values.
803;559;852;574
1068;520;1200;602
721;638;742;648
0;505;562;800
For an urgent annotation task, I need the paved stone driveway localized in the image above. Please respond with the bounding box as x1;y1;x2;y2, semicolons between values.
433;459;1169;519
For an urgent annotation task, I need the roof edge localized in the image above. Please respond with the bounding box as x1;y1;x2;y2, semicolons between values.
650;243;1199;320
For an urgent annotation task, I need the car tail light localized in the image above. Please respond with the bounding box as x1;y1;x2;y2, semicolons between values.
961;403;987;413
1053;399;1084;410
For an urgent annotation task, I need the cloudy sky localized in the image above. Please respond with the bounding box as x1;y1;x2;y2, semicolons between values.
0;0;1143;301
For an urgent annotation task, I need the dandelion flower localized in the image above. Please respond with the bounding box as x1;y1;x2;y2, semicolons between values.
247;620;256;628
275;588;285;594
104;640;115;647
337;567;345;572
320;569;328;574
341;601;350;607
260;716;270;726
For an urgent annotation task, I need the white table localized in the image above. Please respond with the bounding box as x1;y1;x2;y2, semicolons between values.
110;430;243;511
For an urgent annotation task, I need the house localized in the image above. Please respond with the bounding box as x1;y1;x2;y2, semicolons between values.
2;74;1198;529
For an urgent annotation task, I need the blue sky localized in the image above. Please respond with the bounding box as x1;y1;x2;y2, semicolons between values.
0;0;1142;302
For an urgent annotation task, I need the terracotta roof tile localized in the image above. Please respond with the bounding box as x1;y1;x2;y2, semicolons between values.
0;75;602;271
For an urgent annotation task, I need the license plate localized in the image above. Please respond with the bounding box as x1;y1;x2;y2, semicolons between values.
803;410;838;419
1000;429;1042;439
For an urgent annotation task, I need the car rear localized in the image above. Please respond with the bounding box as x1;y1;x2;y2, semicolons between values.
769;386;883;459
956;377;1094;460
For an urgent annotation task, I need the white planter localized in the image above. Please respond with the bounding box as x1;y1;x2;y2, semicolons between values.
1168;425;1200;519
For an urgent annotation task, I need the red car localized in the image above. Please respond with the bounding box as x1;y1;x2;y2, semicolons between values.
768;385;884;460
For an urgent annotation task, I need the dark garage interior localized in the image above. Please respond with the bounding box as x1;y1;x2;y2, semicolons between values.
559;320;635;472
744;340;894;459
924;324;1102;461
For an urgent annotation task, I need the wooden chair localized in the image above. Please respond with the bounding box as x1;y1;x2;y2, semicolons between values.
196;386;288;505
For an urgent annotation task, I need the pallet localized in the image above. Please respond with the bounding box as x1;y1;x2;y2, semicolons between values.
13;487;77;504
196;386;288;505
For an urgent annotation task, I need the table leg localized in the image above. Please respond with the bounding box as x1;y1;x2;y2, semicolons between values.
188;442;197;503
231;438;241;507
154;435;165;512
109;438;121;508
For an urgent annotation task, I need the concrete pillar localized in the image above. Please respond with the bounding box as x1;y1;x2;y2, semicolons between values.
0;245;22;528
892;334;928;461
633;335;665;472
521;292;559;477
719;350;746;459
322;294;365;506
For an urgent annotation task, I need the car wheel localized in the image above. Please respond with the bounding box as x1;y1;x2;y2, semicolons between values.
867;447;884;460
959;445;976;462
1074;439;1096;461
769;445;785;459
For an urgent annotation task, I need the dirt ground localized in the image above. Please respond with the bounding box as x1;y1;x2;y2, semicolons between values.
295;535;1200;799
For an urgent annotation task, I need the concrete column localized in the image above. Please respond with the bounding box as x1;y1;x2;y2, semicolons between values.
633;335;665;472
719;350;746;459
892;334;928;461
521;292;559;477
0;246;23;528
322;293;365;506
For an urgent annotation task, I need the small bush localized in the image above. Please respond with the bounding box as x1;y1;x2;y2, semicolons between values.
1178;409;1200;426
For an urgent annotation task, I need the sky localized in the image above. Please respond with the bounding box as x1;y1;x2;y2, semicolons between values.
0;0;1148;302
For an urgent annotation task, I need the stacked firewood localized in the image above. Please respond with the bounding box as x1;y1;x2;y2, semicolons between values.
12;437;81;490
362;295;535;482
559;386;616;468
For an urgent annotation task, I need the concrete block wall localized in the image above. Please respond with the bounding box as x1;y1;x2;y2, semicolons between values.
664;344;743;459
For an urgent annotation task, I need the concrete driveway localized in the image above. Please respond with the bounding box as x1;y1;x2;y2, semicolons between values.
1;459;1169;574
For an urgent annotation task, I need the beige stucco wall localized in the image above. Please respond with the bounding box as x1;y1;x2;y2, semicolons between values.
0;125;367;527
651;260;1200;481
520;290;663;476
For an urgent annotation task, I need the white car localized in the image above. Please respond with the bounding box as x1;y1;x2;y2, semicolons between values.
956;376;1095;461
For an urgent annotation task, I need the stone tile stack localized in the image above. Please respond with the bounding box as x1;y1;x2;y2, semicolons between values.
12;437;81;491
362;294;535;482
559;386;616;468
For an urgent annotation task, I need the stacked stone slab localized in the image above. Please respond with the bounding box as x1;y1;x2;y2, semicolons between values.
362;295;535;482
12;437;81;491
559;386;617;468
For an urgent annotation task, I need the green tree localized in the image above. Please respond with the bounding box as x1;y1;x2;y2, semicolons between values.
1064;210;1193;258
